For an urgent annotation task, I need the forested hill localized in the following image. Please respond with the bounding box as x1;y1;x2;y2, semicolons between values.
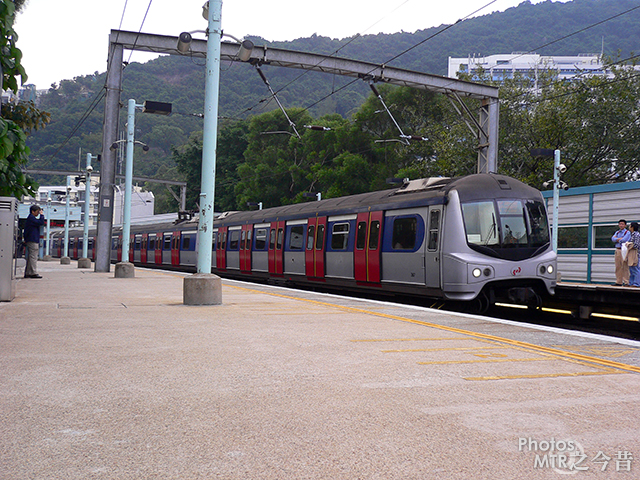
25;0;640;197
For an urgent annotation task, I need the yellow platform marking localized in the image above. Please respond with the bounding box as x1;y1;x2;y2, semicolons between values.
472;352;508;358
465;368;622;381
382;346;503;353
418;357;550;365
227;284;640;375
351;337;463;342
551;345;638;358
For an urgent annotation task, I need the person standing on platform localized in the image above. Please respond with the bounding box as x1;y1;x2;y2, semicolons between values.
627;222;640;287
611;219;631;286
23;205;45;279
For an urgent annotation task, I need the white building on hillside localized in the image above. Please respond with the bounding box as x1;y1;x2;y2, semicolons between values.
447;53;622;84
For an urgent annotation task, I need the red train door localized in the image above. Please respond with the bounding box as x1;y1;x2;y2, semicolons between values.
268;221;285;275
73;237;79;259
305;216;326;279
155;232;163;264
141;233;148;263
240;224;253;272
171;231;181;266
354;211;383;284
129;234;134;262
117;235;122;262
216;226;228;270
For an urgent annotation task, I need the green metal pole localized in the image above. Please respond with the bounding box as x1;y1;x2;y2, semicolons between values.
196;0;222;274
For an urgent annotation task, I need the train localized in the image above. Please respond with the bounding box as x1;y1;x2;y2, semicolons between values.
50;173;557;312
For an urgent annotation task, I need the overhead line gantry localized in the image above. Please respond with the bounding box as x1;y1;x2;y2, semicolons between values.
95;29;500;272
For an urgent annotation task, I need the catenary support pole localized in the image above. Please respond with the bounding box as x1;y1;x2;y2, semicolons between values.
183;0;223;305
78;154;93;268
95;42;123;273
114;99;137;278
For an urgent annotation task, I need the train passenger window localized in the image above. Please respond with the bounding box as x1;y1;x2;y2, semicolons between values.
331;223;350;250
182;236;190;250
277;228;284;249
307;226;315;250
269;229;276;250
222;232;227;250
428;210;440;251
356;222;366;250
316;225;325;250
392;217;417;250
149;237;155;250
255;228;268;250
164;235;172;250
289;225;304;250
229;230;240;250
369;221;380;250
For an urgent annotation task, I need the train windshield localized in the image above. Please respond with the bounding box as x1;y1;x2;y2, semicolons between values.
461;199;550;260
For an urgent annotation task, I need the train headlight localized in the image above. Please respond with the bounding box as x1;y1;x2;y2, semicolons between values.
547;265;554;275
472;268;482;278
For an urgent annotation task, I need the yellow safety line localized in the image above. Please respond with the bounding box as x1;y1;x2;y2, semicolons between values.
382;346;503;353
227;284;640;375
465;369;622;381
418;357;552;365
350;337;464;342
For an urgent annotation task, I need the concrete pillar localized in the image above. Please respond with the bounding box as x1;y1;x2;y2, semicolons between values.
183;274;222;305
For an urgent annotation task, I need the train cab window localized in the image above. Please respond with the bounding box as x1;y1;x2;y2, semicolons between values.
462;201;499;246
356;222;366;250
307;225;315;250
392;217;417;250
497;200;528;245
289;225;304;250
428;210;440;251
316;225;325;250
255;228;268;250
269;229;276;250
331;223;350;250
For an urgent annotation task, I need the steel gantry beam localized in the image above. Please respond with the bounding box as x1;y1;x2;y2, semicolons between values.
95;29;500;272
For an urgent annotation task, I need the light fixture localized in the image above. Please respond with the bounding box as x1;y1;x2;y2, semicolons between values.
177;32;192;53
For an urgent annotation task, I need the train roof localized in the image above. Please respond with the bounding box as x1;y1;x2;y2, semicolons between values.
214;173;541;226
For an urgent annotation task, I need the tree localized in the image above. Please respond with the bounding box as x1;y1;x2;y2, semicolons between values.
0;0;50;198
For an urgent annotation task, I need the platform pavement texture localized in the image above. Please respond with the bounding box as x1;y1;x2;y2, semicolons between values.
2;262;640;479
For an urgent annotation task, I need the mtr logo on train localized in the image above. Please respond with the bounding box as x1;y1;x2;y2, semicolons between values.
511;266;522;276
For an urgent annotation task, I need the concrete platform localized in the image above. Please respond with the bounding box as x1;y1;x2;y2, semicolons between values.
2;261;640;478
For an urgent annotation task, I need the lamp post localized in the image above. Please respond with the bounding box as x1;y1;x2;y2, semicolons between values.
78;153;98;268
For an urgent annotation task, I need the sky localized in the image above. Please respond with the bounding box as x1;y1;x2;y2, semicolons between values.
14;0;569;90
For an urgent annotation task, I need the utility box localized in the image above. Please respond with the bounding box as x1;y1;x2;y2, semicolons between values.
0;196;18;301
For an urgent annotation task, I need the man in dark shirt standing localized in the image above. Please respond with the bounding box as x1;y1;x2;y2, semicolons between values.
23;205;45;279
